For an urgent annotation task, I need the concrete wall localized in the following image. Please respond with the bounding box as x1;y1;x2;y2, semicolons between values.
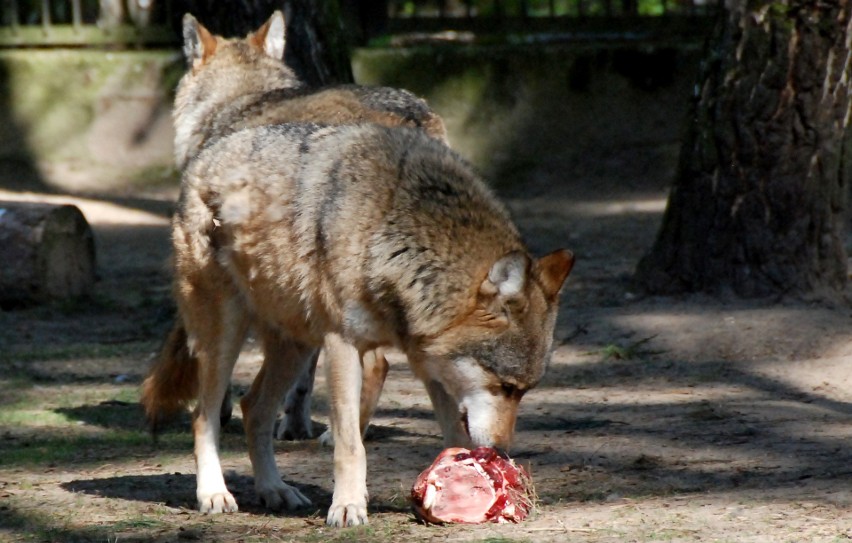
0;50;181;193
0;42;704;194
353;43;704;194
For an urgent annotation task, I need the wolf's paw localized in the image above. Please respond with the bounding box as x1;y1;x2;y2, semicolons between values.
318;429;334;447
197;490;238;514
326;501;368;527
276;413;314;441
257;481;312;511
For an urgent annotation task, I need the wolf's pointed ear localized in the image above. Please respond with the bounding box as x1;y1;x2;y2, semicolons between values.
182;13;217;70
535;249;574;301
479;250;531;305
249;10;286;60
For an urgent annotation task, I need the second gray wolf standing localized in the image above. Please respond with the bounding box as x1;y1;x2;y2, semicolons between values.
172;10;446;171
146;10;447;442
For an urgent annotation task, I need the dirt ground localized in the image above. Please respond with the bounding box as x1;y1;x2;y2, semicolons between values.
1;147;852;542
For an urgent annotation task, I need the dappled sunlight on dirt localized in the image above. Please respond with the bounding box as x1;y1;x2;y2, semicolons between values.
2;146;852;541
0;189;172;227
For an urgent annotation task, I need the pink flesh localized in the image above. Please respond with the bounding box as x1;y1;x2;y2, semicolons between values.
412;447;531;524
424;460;497;523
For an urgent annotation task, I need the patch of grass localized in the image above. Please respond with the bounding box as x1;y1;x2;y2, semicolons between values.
0;371;243;468
586;335;663;360
383;491;411;510
112;387;141;404
0;379;249;468
300;525;379;543
130;163;181;190
111;517;168;531
0;341;156;364
0;407;72;427
0;505;102;543
0;431;192;467
0;505;169;543
644;528;701;541
0;375;33;406
0;381;143;428
52;293;120;315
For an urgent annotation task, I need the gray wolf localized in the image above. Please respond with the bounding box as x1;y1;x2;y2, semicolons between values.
145;10;447;442
146;119;573;526
172;10;446;171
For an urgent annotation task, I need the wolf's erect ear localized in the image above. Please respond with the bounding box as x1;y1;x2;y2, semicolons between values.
479;250;531;305
535;249;574;301
182;13;217;70
249;10;286;60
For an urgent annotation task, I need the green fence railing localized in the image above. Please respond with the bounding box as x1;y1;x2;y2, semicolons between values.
0;0;177;47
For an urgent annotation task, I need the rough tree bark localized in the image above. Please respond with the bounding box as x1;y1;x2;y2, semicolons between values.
635;0;852;297
174;0;353;85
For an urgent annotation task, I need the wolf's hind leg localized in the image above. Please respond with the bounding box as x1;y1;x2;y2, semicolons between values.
220;388;233;427
276;350;319;440
188;294;249;514
358;348;389;437
319;347;389;447
242;325;314;511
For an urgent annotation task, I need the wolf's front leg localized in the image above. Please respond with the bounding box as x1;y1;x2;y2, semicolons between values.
195;408;237;513
243;327;314;511
324;333;368;527
424;379;471;448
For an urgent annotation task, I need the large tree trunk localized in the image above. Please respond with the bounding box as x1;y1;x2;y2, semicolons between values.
635;0;852;298
175;0;353;85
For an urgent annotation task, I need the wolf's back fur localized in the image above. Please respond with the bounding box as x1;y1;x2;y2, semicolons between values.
177;122;522;345
180;84;446;170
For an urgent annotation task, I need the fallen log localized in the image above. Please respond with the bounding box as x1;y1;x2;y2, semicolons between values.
0;201;96;308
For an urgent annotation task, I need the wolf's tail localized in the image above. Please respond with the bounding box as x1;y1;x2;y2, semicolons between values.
141;320;198;434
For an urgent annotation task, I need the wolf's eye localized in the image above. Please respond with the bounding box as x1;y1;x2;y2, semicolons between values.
501;383;517;397
499;383;526;399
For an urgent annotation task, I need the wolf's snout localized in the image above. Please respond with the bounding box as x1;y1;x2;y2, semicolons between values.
458;392;517;451
490;436;513;452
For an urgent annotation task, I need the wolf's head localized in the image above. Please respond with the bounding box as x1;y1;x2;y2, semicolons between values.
414;249;574;451
174;11;301;168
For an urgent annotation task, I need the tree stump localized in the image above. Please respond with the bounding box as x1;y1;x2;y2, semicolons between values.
0;201;96;308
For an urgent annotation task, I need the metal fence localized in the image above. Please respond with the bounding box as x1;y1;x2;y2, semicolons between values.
0;0;719;47
378;0;719;42
0;0;176;46
390;0;718;18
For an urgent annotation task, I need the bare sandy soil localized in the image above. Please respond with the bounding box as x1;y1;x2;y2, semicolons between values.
1;152;851;542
